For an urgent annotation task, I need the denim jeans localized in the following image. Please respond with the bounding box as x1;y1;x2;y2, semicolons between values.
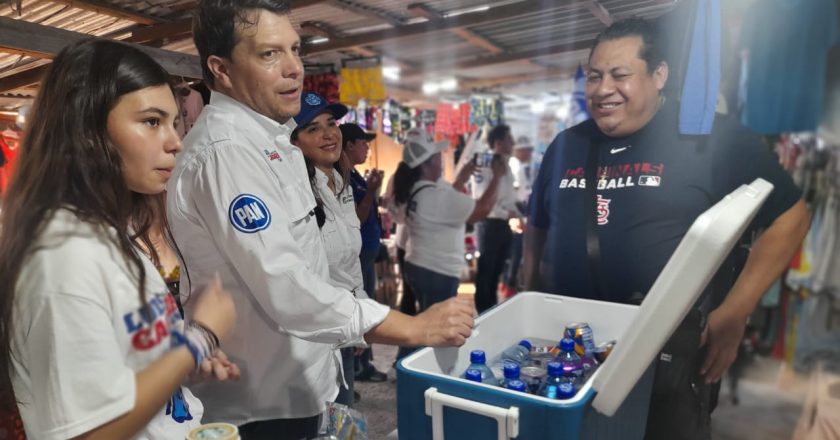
403;261;460;311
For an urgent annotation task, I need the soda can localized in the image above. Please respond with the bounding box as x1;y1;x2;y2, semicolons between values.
564;322;596;357
520;366;547;394
594;340;617;364
529;345;555;368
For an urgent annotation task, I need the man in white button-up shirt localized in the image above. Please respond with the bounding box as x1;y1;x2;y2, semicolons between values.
167;2;476;438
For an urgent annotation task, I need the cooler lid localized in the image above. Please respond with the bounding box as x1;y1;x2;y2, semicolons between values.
591;178;774;416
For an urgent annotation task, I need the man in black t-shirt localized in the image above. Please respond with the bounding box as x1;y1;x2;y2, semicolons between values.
524;18;810;439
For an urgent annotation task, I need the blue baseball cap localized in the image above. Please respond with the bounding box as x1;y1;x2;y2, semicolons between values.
293;91;348;128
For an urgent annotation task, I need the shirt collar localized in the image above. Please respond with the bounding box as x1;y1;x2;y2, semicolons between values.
314;167;343;190
209;91;296;141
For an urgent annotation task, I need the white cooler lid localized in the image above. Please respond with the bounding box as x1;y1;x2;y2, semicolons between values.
591;178;774;416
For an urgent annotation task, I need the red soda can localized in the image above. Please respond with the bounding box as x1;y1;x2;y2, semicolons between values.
564;322;596;357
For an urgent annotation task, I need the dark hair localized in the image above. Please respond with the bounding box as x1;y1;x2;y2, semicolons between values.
588;17;664;74
0;39;174;408
290;128;351;229
487;124;511;150
193;0;291;88
392;162;424;206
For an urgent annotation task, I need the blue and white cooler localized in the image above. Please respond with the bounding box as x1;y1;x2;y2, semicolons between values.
396;178;774;439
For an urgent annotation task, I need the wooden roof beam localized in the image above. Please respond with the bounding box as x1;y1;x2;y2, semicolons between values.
300;21;416;72
0;64;50;93
121;0;332;45
125;18;192;44
327;0;404;27
407;3;503;54
460;68;569;90
53;0;161;25
453;39;593;70
305;0;569;55
580;0;613;26
0;16;201;79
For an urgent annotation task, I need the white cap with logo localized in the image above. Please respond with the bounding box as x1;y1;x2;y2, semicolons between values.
402;127;449;168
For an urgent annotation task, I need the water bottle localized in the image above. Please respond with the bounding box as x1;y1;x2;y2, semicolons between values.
554;338;583;385
499;362;521;388
501;339;532;365
556;378;577;400
538;362;565;398
505;379;527;393
463;350;497;385
464;368;483;383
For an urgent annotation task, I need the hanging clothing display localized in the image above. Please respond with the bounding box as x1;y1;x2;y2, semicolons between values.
303;72;340;103
0;127;22;195
738;0;840;134
434;102;472;136
469;96;504;127
175;86;204;139
781;133;840;374
340;66;386;106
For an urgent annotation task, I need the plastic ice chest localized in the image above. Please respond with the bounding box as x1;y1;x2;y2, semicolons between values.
396;178;775;439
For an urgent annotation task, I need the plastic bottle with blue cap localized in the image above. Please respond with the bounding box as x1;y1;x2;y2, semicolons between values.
499;361;521;388
462;350;498;385
501;339;532;365
538;362;576;399
554;338;584;385
463;368;483;383
505;379;527;393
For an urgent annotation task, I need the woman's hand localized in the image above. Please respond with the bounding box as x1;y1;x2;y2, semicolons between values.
191;274;236;342
195;350;241;382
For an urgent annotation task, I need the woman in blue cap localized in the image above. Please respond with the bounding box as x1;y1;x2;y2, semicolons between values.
290;91;363;407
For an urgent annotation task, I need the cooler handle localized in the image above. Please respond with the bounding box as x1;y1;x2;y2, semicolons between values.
424;387;520;440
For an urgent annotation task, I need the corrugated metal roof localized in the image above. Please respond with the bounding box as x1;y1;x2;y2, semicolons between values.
0;0;683;108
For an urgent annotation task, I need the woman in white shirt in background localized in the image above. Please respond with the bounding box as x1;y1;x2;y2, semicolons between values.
391;128;507;313
289;92;362;407
0;40;237;440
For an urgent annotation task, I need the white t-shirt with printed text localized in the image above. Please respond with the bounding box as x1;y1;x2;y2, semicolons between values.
11;208;202;440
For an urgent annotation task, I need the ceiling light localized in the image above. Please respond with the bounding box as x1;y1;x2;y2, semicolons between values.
422;82;440;95
439;78;458;91
309;36;329;44
443;5;490;18
382;66;401;81
530;101;546;114
555;105;570;120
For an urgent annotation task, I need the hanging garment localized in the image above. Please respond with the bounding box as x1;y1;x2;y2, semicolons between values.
739;0;840;134
340;67;385;106
678;0;720;135
0;128;22;194
176;88;204;139
303;72;340;103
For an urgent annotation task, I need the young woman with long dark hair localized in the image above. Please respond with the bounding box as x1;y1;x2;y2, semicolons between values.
0;39;236;440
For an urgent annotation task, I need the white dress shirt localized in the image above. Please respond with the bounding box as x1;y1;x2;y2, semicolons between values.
166;92;390;423
314;168;367;298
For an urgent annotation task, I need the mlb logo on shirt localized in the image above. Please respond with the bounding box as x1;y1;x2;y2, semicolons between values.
229;194;271;233
638;175;662;187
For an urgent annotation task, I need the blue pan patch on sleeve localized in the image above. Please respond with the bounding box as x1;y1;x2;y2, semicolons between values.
229;194;271;233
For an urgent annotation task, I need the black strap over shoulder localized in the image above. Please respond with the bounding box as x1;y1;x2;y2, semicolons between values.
584;144;609;301
406;184;435;219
